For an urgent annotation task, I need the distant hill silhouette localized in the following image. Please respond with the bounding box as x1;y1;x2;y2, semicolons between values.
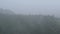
0;8;15;15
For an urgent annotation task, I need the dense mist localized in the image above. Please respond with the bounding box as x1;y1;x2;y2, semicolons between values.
0;0;60;17
0;0;60;34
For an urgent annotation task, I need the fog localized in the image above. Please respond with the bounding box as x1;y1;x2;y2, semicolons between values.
0;0;60;34
0;0;60;16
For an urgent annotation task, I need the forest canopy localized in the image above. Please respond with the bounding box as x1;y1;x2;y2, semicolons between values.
0;8;60;34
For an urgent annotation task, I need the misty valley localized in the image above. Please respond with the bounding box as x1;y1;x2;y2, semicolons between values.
0;8;60;34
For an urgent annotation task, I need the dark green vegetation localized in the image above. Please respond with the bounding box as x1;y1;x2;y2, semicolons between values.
0;8;60;34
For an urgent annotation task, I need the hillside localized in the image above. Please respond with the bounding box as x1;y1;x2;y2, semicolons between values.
0;9;60;34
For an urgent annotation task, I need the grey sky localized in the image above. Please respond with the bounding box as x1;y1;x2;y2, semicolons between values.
0;0;60;16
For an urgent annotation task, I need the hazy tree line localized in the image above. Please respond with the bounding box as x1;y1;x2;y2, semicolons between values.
0;8;60;34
